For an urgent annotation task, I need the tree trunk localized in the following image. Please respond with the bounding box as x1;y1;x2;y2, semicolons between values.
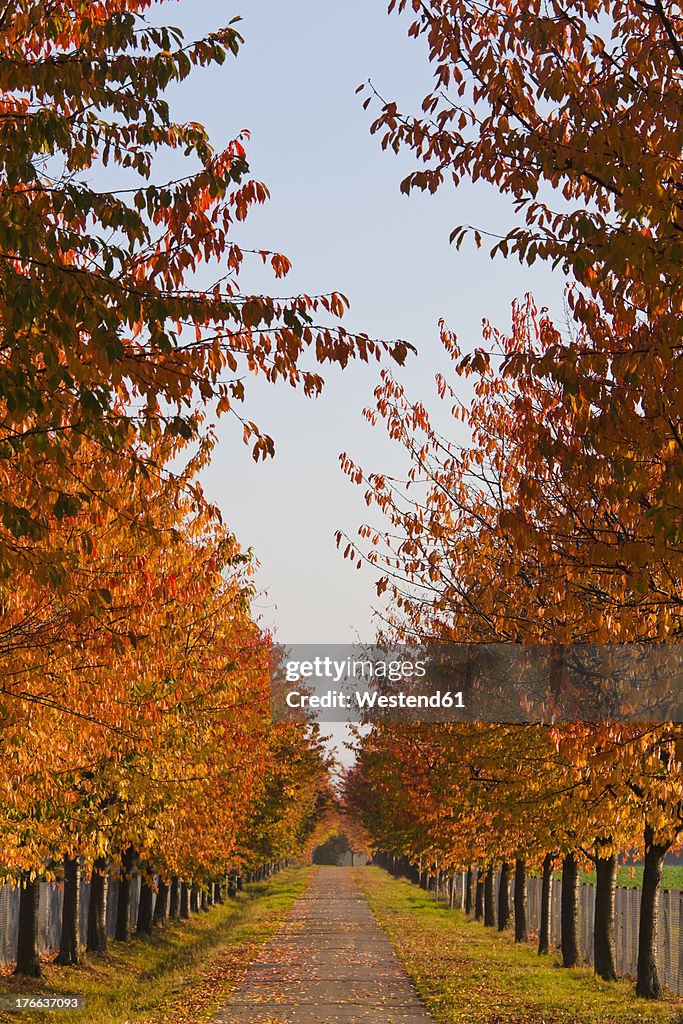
180;881;190;919
497;861;511;931
87;858;108;954
190;884;200;913
56;856;80;965
474;870;484;921
115;847;137;943
514;859;528;943
136;876;154;936
15;873;41;977
636;825;669;999
594;848;617;981
214;881;223;904
169;877;180;921
484;866;496;927
153;879;169;927
465;866;473;915
201;888;209;912
538;853;553;955
561;851;580;967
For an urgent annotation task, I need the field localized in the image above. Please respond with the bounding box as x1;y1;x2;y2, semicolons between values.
577;867;683;891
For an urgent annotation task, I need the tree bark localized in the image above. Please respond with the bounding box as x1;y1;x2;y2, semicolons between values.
87;858;108;954
56;856;80;965
594;848;617;981
561;851;580;967
514;858;528;943
497;861;511;931
136;876;154;936
484;866;496;927
153;879;169;927
15;873;41;977
180;881;190;919
115;847;137;943
169;877;180;921
538;853;553;955
636;825;669;999
190;883;200;914
474;870;484;921
465;866;473;916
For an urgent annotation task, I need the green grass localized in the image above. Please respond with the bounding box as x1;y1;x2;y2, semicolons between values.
576;866;683;891
0;867;312;1024
357;866;683;1024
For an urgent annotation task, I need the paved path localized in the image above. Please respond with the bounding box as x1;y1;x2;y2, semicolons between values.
213;867;435;1024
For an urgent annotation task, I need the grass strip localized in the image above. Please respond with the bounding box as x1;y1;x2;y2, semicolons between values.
0;866;312;1024
357;866;682;1024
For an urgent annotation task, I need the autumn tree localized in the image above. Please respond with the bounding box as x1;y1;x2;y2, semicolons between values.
347;3;683;994
0;418;336;972
0;0;411;605
364;0;683;534
361;0;683;646
0;0;410;973
340;296;683;993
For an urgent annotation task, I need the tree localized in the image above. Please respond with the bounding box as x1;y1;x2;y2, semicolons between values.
0;0;411;604
0;420;335;970
363;0;683;625
371;0;683;311
340;297;683;995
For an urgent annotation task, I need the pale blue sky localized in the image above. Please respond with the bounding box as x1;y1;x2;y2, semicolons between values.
163;0;565;642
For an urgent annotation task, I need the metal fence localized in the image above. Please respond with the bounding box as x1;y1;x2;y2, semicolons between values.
0;875;146;967
445;870;683;996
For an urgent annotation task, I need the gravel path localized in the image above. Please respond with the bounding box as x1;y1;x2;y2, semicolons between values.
213;867;436;1024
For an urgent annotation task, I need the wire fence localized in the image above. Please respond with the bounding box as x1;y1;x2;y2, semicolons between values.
0;875;145;967
441;870;683;996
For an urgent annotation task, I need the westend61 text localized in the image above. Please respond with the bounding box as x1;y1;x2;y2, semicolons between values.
285;690;465;710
